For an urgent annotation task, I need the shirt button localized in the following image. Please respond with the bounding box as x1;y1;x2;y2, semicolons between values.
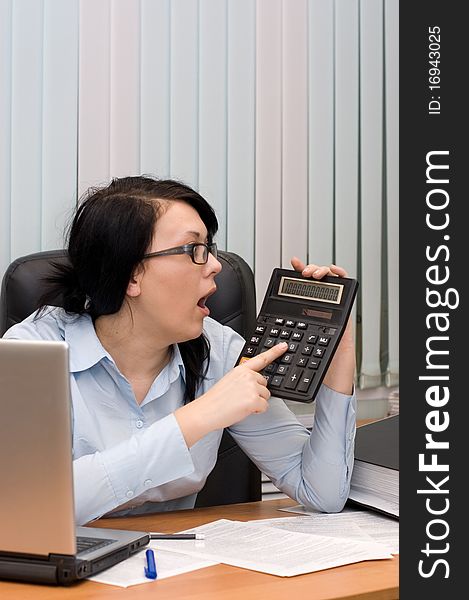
126;490;134;499
144;479;153;488
136;419;144;429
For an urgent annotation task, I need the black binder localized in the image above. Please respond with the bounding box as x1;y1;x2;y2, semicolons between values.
348;414;399;518
354;414;399;470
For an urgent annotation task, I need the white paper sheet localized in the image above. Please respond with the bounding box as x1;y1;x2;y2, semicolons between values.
255;516;376;542
89;545;218;587
278;505;399;554
151;519;393;577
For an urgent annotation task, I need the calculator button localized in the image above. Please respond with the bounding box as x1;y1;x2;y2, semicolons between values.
276;364;289;375
270;375;283;387
308;359;321;369
287;342;298;353
280;330;291;339
297;322;307;329
313;347;325;357
245;346;257;356
264;363;276;373
263;374;271;384
285;320;296;327
306;334;317;344
269;328;280;337
297;371;315;393
280;354;294;364
296;356;308;367
301;345;313;356
264;338;276;348
284;369;304;390
255;325;266;334
250;336;261;345
274;318;284;325
318;336;330;346
291;332;303;341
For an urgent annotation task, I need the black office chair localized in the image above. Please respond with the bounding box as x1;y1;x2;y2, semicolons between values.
0;249;261;507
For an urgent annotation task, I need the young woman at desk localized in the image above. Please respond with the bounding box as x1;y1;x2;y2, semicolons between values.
2;175;356;525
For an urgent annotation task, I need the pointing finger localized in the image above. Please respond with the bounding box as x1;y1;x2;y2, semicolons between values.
239;342;288;373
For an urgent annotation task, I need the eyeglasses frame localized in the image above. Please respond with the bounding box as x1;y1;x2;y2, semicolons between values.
142;242;218;265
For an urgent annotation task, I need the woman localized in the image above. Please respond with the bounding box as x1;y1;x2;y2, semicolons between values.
2;175;356;525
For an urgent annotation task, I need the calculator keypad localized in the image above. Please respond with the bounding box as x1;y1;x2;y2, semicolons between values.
239;317;337;401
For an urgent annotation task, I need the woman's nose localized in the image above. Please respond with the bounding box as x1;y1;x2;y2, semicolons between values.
206;251;222;276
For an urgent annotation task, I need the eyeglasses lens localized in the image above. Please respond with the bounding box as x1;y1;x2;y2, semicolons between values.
193;243;217;264
193;245;207;264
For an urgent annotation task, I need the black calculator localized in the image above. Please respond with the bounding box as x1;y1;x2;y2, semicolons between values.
236;268;358;403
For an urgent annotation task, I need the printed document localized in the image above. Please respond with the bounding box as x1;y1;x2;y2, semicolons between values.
151;518;393;577
278;505;399;554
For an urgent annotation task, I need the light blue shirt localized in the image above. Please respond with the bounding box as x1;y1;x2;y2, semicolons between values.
4;308;356;525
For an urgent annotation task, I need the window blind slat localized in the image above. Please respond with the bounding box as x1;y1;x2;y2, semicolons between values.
0;0;12;277
359;0;384;387
334;0;359;276
226;0;256;269
78;0;111;196
281;0;308;269
255;0;282;306
42;0;78;250
10;0;43;258
385;0;399;385
109;0;140;178
198;0;228;249
169;0;199;188
308;0;334;266
140;0;171;179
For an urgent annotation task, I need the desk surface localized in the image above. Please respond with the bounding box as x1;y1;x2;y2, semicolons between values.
1;498;398;600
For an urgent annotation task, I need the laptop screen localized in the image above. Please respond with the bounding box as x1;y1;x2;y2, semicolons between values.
0;339;76;556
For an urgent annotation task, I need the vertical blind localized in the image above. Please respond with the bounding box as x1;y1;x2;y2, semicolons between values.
0;0;398;389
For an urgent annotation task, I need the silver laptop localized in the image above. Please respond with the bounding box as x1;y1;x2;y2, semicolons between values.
0;339;149;585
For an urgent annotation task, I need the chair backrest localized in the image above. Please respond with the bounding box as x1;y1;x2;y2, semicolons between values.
0;249;261;507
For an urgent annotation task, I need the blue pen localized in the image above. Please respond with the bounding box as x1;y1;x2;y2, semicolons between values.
144;548;157;580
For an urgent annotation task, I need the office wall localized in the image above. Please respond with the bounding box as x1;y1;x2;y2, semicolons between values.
0;0;398;389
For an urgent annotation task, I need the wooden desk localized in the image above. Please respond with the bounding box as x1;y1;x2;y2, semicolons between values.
0;498;399;599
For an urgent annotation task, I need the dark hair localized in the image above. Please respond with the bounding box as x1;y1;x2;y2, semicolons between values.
38;175;218;402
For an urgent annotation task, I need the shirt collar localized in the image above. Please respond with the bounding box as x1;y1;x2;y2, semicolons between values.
63;313;110;372
169;342;186;384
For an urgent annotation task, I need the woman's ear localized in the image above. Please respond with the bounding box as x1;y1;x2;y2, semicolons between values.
126;265;144;298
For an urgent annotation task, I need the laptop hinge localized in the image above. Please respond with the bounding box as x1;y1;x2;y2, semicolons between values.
0;553;86;585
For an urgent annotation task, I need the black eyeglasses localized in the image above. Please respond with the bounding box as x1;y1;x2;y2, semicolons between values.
143;242;218;265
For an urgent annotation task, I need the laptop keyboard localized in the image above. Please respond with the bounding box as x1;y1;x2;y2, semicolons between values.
76;535;116;555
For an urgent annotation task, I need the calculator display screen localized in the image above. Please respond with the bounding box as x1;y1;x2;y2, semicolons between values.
278;277;343;304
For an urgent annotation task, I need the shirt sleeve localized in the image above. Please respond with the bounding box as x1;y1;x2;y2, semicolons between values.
73;413;195;525
2;312;60;340
229;388;356;513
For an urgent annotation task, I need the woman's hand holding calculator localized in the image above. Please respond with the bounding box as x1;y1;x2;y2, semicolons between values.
290;258;356;396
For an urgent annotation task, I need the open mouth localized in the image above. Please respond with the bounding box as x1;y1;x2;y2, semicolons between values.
197;287;216;314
